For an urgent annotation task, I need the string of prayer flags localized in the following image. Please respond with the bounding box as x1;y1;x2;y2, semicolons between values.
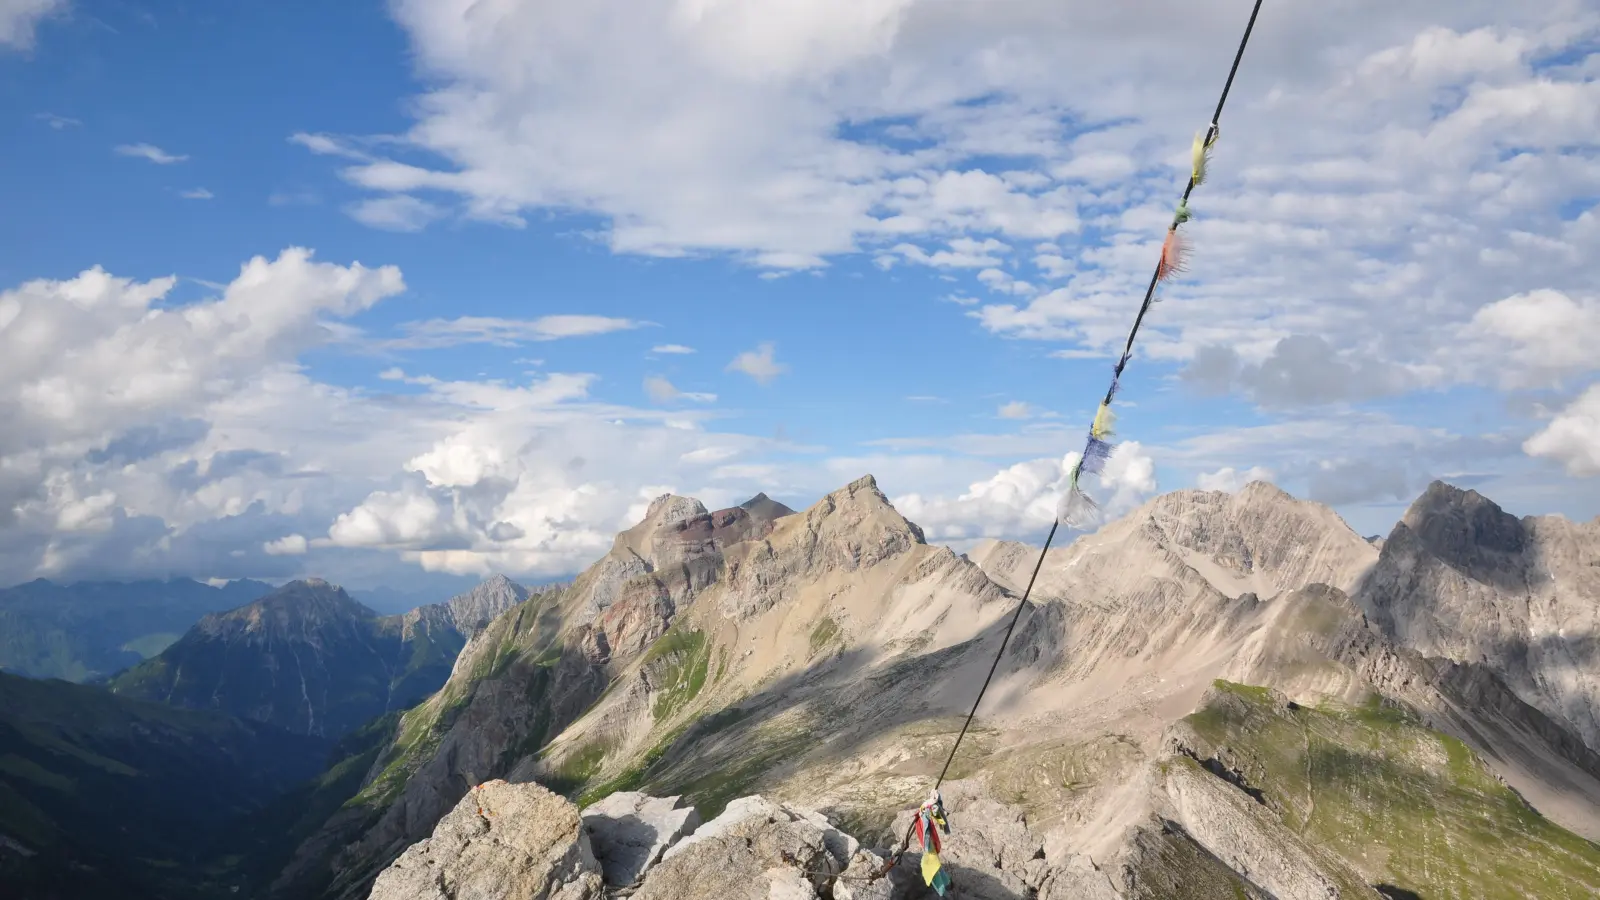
915;790;953;896
1058;120;1227;531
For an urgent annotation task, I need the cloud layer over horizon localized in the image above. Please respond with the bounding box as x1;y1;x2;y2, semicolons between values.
2;0;1596;587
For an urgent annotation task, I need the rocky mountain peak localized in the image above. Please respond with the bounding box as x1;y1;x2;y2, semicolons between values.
1359;479;1600;752
806;474;924;542
442;574;531;635
218;579;375;632
644;493;709;527
1398;480;1528;561
1129;480;1376;595
738;491;795;521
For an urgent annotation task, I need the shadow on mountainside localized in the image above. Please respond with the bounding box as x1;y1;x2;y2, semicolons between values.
521;589;1063;827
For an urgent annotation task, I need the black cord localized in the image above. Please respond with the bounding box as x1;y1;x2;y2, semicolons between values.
889;0;1268;870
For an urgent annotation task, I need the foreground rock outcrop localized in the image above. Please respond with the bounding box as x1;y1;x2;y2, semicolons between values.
580;791;700;886
368;780;603;900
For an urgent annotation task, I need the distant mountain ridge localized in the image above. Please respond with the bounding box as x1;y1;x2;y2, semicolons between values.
0;577;274;682
108;575;534;738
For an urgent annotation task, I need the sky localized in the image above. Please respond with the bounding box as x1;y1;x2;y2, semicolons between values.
2;0;1598;593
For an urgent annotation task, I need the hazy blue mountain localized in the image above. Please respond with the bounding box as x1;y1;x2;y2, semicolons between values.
108;576;528;738
0;577;274;682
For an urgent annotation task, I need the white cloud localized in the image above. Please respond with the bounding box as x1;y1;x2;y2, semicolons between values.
288;132;372;160
1459;290;1600;388
0;0;63;51
1196;465;1275;493
651;343;696;354
263;534;308;556
114;143;189;165
948;20;1600;408
180;188;215;200
0;249;407;582
1525;384;1600;477
346;195;443;232
0;248;402;457
894;238;1010;269
727;342;786;385
35;112;79;129
644;375;715;404
893;440;1158;545
977;267;1035;297
380;315;644;349
997;401;1033;420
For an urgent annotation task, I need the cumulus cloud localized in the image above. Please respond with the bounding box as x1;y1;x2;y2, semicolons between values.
1306;459;1415;507
0;248;402;457
727;342;786;385
651;343;696;354
1459;290;1600;389
264;534;308;556
180;188;215;200
114;143;189;164
0;248;887;583
893;238;1010;269
997;401;1033;419
1182;335;1422;409
1;0;63;51
962;19;1600;404
0;249;407;581
1196;465;1275;493
893;441;1158;545
1525;384;1600;477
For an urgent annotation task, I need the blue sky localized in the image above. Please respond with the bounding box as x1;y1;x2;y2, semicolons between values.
2;0;1597;592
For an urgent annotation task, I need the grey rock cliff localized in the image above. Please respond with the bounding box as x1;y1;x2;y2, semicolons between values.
580;791;700;886
367;779;603;900
1357;481;1600;749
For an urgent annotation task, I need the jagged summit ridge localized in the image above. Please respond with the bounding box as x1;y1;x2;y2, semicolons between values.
197;578;376;638
279;476;1600;900
439;573;532;634
1358;478;1600;752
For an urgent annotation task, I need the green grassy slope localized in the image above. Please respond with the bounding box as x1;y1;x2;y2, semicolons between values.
0;672;328;899
1184;681;1600;899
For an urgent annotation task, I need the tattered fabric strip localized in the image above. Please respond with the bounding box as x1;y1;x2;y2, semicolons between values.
1059;117;1227;527
1080;437;1114;476
1058;479;1102;531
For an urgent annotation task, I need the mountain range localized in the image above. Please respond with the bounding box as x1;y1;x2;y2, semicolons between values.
107;575;536;738
2;476;1597;899
265;477;1600;900
0;577;273;681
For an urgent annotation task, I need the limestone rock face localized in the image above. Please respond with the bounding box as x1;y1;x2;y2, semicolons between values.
367;779;603;900
580;791;701;886
721;475;925;619
640;796;856;900
886;787;1122;900
442;574;534;635
1358;481;1600;749
282;477;1600;900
